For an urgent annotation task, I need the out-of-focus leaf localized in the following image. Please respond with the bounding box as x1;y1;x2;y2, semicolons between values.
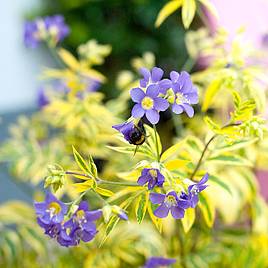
135;192;149;224
182;0;196;29
96;187;114;197
199;192;215;227
164;159;190;171
72;146;91;175
181;208;195;233
155;0;183;27
202;79;222;111
207;154;252;167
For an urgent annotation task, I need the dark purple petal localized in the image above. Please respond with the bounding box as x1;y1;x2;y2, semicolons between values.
170;206;185;219
132;104;145;118
183;104;194;117
141;168;150;176
154;97;169;111
150;193;165;204
137;174;150;186
130;87;145;103
82;221;96;232
154;203;169;218
191;194;199;208
146;84;160;98
156;170;165;186
177;197;191;209
148;179;157;190
172;103;183;114
78;201;89;211
81;230;96;242
85;209;102;221
144;257;176;268
145;109;160;124
151;67;163;83
199;173;209;185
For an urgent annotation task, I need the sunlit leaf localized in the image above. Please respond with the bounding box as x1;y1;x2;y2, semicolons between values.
96;187;114;197
199;192;215;227
182;0;196;29
135;192;149;224
181;208;195;233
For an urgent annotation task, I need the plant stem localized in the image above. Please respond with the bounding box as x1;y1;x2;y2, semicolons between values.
190;122;241;180
65;171;139;187
153;124;160;162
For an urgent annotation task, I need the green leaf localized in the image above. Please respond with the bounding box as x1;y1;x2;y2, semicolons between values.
155;0;183;27
182;0;196;29
135;192;149;224
72;146;91;175
204;116;221;133
96;187;114;197
99;215;120;246
160;139;184;162
209;175;232;195
202;79;222;111
88;154;98;178
148;202;162;232
198;192;215;227
207;154;253;167
181;208;195;233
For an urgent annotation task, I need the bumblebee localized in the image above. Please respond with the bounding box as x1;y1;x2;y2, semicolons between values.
129;121;146;146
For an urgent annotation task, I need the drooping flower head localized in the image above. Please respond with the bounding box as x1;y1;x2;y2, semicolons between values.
130;67;170;124
144;257;176;268
180;173;209;208
169;71;198;118
112;120;146;145
34;192;67;225
58;201;102;247
24;15;69;48
150;191;188;219
137;168;165;190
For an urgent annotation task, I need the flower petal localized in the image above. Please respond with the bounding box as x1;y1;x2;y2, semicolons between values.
154;97;169;111
172;104;183;114
199;173;209;184
131;104;145;118
137;174;150;186
130;87;145;103
146;109;160;124
185;92;198;104
190;194;199;208
81;230;96;242
146;84;160;98
151;67;164;82
158;78;172;94
183;104;194;118
154;204;169;218
171;206;185;219
150;193;165;204
85;209;102;221
170;71;180;82
139;67;150;82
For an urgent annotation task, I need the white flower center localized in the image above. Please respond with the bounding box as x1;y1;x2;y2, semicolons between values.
176;93;189;105
141;97;154;110
164;195;177;208
190;185;199;195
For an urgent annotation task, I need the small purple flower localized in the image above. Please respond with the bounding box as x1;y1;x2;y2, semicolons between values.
37;87;50;108
130;85;169;124
144;257;176;268
58;201;102;247
112;120;145;145
180;173;209;208
150;191;188;219
36;219;61;239
137;168;165;190
34;192;67;225
170;71;198;118
24;15;69;48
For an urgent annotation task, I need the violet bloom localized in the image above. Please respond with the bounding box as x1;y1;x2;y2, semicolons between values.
112;120;145;145
34;192;67;225
37;87;50;108
58;201;102;247
170;71;198;118
130;67;170;124
24;15;69;48
150;191;188;219
37;219;62;239
144;257;176;268
137;168;165;190
180;173;209;208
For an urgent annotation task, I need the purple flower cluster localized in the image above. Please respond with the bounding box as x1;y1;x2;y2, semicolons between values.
129;67;198;124
150;173;209;219
24;15;69;48
137;168;165;190
35;193;102;247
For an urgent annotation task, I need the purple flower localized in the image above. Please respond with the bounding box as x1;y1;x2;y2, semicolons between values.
58;201;102;247
170;71;198;118
34;192;67;225
36;218;61;239
180;173;209;208
112;120;145;145
150;191;188;219
130;67;170;124
137;168;165;190
24;15;69;48
37;87;50;108
144;257;176;268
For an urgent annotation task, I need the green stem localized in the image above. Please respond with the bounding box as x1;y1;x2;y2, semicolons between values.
182;57;195;72
65;171;139;187
190;122;241;180
153;124;160;162
46;43;65;68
